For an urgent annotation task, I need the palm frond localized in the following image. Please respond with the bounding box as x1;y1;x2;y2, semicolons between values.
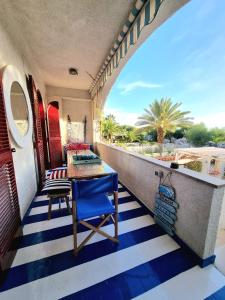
136;98;193;139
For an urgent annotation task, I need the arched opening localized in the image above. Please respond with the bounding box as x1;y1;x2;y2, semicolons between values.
103;0;225;148
47;101;63;169
99;0;225;275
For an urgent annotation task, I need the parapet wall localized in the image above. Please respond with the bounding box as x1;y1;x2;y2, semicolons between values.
96;142;225;260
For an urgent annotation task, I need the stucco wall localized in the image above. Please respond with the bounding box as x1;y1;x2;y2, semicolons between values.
46;86;93;147
0;21;45;218
219;193;225;229
96;142;225;260
62;99;93;144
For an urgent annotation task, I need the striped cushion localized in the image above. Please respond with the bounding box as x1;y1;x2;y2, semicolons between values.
46;167;67;179
42;179;71;194
49;169;67;179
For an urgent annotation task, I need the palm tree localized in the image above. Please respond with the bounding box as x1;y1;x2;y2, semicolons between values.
101;114;119;142
136;98;193;144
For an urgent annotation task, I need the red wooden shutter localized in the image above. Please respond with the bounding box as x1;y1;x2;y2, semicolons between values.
47;101;63;169
0;73;21;272
27;76;47;187
37;90;49;169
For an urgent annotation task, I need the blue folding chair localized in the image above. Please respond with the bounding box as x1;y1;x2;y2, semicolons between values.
72;174;119;255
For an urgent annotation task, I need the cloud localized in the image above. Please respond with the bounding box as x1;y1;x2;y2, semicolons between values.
118;80;162;94
194;112;225;128
104;108;139;126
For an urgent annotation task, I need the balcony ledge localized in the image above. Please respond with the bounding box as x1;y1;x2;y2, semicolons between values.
97;142;225;189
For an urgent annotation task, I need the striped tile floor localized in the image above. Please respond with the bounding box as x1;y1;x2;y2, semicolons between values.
1;183;225;299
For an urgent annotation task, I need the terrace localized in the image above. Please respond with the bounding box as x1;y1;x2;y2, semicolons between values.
1;0;225;299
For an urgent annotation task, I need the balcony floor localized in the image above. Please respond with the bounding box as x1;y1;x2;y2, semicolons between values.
1;183;225;299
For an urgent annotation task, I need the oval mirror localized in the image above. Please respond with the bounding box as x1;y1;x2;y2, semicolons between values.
10;82;29;136
2;65;33;148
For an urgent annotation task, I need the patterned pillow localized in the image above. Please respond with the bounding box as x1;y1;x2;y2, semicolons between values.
65;143;90;151
49;169;67;179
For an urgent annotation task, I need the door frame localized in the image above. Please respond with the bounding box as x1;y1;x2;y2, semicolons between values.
47;100;63;169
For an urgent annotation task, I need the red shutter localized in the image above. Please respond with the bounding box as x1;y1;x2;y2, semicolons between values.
27;76;48;187
0;72;21;272
47;101;63;168
37;90;49;169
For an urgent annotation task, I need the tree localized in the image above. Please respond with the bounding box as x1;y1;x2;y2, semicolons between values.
101;114;119;142
144;129;157;142
172;128;186;139
185;123;211;146
136;98;192;143
125;130;137;143
164;128;186;142
115;125;141;143
209;128;225;143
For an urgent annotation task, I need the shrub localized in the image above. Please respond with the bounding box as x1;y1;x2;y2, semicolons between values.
185;123;211;146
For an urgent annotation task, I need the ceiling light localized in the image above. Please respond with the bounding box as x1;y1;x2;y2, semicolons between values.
69;68;78;76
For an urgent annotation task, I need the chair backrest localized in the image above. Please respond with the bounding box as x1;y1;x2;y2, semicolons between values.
72;174;118;200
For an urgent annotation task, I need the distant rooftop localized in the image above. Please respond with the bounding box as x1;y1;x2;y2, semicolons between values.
176;147;225;160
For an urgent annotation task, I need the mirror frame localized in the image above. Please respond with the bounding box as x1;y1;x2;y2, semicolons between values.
2;65;33;148
10;81;29;137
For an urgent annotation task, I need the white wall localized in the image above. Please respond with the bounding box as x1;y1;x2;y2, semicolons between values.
62;99;93;144
219;194;225;229
46;86;93;148
0;21;45;218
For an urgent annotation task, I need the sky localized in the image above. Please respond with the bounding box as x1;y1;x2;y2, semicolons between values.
104;0;225;128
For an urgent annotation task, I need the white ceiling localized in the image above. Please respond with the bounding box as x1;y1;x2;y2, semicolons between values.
0;0;135;90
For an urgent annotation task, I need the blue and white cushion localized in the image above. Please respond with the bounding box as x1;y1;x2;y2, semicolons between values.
42;179;71;194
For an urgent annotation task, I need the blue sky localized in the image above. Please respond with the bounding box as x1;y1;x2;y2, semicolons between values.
104;0;225;128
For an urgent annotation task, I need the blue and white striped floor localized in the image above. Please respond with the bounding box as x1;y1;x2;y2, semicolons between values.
1;183;225;299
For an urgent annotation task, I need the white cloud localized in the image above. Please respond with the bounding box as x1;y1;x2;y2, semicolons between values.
104;108;139;126
194;112;225;128
118;80;162;94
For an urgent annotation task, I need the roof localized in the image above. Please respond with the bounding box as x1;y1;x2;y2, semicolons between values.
176;147;225;160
